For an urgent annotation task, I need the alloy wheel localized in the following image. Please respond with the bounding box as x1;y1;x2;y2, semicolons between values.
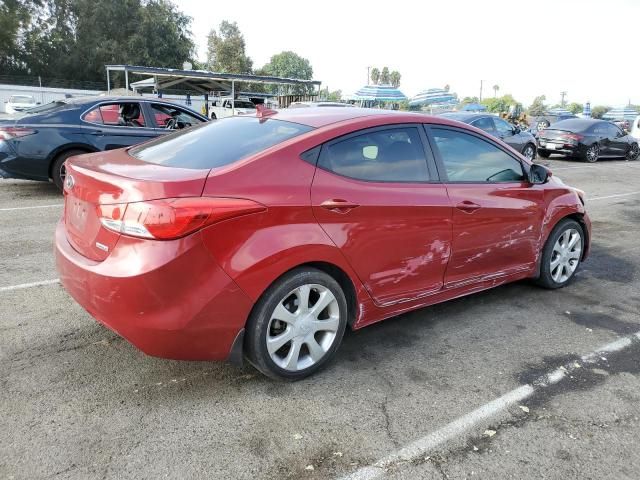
586;144;599;162
523;145;536;161
266;284;340;371
550;228;582;283
628;143;639;160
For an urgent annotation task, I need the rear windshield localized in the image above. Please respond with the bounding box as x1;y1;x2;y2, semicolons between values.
549;119;593;132
130;116;313;169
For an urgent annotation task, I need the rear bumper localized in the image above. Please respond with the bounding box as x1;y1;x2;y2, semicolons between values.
537;141;585;157
55;220;253;361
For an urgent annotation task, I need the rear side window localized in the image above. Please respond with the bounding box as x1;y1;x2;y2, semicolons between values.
83;103;145;127
431;128;524;183
471;117;496;134
318;127;429;182
130;116;313;169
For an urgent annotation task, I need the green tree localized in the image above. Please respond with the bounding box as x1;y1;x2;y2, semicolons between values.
481;94;518;113
591;106;610;119
262;51;313;94
390;70;401;88
528;95;547;116
566;102;583;114
370;67;380;85
460;96;480;104
380;66;390;85
493;84;499;97
0;0;43;74
207;20;252;73
318;87;342;101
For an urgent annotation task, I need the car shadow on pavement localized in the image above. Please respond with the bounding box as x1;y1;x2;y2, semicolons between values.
0;179;60;199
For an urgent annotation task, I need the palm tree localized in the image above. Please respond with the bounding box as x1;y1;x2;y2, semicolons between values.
390;71;401;88
493;84;500;97
370;67;380;85
444;84;450;92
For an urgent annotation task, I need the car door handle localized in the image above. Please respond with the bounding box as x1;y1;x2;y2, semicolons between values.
456;201;481;213
320;199;360;212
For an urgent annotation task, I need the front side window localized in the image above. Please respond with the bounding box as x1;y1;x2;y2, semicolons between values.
494;118;515;137
83;103;145;127
431;128;525;183
470;117;496;135
319;127;429;182
130;116;313;169
150;103;204;130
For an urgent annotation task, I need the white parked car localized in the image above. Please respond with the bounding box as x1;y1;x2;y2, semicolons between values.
208;97;256;119
631;115;640;140
5;95;37;114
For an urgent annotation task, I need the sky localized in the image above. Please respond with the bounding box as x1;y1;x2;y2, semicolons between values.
178;0;639;107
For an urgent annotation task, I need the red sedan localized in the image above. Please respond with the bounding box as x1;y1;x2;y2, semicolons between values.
55;108;591;380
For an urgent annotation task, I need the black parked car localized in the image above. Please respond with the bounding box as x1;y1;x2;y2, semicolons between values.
538;118;639;162
441;112;538;160
0;96;208;189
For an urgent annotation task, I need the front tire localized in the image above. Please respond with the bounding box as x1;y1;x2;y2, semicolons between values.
51;149;87;191
627;142;639;160
535;219;584;289
244;267;348;380
522;143;537;161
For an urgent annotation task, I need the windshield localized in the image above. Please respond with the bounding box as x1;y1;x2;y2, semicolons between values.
231;101;256;109
9;95;35;103
130;116;313;169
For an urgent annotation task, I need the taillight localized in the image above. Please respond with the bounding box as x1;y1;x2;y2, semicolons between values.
0;127;36;140
98;197;266;240
561;133;583;143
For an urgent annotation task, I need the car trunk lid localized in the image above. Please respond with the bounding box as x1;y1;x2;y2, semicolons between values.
63;149;210;261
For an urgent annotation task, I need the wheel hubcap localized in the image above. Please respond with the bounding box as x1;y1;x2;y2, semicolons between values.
550;228;582;283
587;145;598;162
523;146;535;160
266;284;340;371
629;144;639;159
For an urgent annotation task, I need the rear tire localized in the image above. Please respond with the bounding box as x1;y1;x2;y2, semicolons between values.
583;143;599;163
244;267;348;380
627;142;639;160
535;218;584;289
51;149;87;191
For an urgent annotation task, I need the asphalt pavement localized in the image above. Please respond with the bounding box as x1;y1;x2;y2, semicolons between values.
1;155;639;480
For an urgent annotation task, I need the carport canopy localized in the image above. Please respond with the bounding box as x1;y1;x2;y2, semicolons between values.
105;64;322;96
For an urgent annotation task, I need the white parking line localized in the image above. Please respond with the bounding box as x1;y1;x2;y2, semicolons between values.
0;204;63;212
589;191;640;201
0;279;60;292
549;162;640;171
339;331;640;480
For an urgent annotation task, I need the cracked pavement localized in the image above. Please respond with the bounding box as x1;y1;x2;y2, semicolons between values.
1;156;640;479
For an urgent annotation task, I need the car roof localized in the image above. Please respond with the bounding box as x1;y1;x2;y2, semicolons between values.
440;112;492;122
272;107;451;128
548;118;603;130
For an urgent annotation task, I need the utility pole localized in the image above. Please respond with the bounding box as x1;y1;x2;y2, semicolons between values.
560;91;567;107
479;80;483;102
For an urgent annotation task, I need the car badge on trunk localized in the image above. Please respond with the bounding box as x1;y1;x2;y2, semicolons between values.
65;175;75;189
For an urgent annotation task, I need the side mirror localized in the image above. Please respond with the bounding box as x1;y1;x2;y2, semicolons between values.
529;163;551;184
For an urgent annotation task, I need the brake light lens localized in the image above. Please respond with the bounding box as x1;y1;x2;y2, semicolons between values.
98;197;266;240
0;127;36;140
561;133;583;143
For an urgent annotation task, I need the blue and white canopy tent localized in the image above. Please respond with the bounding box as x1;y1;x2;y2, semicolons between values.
348;84;407;107
603;105;639;121
409;88;458;112
547;107;573;116
460;102;487;112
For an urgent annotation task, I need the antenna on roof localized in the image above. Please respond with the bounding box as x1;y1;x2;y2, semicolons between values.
256;104;277;119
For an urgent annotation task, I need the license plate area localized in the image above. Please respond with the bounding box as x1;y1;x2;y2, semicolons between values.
67;196;90;233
